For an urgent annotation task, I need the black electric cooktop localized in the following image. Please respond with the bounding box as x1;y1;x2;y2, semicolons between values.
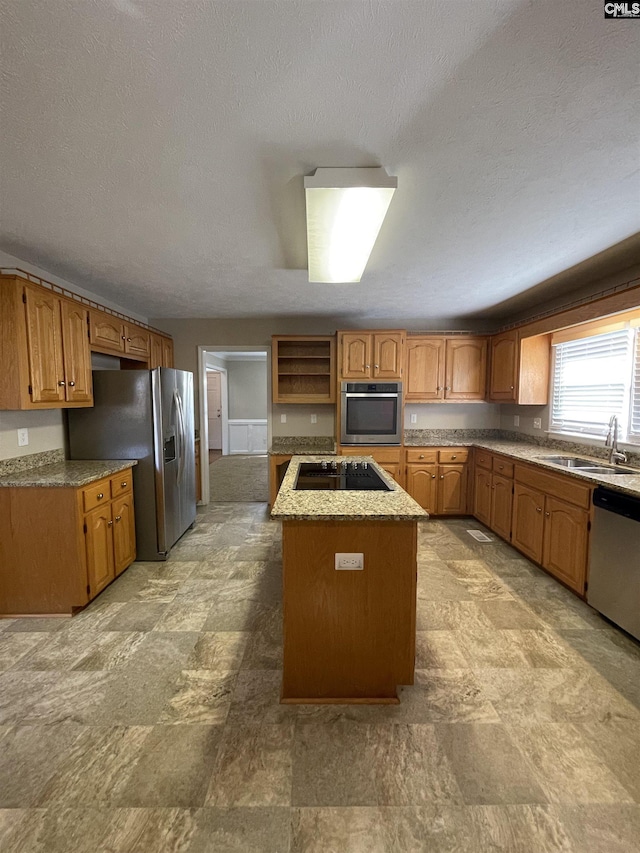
294;461;391;491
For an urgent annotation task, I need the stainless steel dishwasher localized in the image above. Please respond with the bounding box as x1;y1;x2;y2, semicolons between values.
588;486;640;641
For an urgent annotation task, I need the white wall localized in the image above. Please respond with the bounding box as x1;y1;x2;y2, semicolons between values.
227;360;267;420
405;403;501;430
0;251;148;462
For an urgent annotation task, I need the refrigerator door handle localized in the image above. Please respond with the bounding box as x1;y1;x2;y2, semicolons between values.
175;390;186;484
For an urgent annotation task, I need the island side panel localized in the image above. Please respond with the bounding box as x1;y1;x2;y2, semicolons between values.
281;519;417;702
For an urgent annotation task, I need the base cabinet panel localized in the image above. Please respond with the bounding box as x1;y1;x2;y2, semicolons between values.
85;505;115;596
112;493;136;576
542;497;589;594
511;483;545;564
491;474;513;541
473;467;492;526
437;465;468;515
406;465;438;513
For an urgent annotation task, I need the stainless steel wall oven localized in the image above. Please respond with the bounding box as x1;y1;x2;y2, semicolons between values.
340;381;402;445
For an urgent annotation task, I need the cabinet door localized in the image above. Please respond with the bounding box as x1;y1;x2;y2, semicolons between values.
380;462;403;487
542;497;589;594
150;334;163;369
24;285;65;403
406;464;437;513
85;505;115;596
445;338;487;400
491;474;513;541
89;310;125;353
437;465;468;515
373;332;404;379
60;300;93;403
123;324;150;358
511;483;545;563
161;338;174;368
112;494;136;576
340;333;372;379
405;338;444;400
473;466;492;526
489;331;518;401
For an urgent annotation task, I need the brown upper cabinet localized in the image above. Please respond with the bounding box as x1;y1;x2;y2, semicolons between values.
272;335;336;403
405;336;487;401
0;275;93;410
488;330;551;404
339;331;405;380
89;308;172;366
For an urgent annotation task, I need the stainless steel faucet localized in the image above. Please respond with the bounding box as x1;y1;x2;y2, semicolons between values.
605;415;628;464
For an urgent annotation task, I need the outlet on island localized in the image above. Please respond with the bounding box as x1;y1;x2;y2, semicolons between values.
335;553;364;570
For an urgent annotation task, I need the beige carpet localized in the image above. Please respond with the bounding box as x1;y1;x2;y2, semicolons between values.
209;454;269;502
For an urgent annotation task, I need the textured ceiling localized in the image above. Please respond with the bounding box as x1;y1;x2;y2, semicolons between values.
1;0;639;325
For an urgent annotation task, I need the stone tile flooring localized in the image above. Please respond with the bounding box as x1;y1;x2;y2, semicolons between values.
0;505;639;852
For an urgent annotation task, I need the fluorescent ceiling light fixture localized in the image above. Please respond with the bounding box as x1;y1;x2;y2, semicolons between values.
304;167;397;283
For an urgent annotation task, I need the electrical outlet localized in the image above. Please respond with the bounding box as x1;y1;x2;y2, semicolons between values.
335;553;364;570
280;414;287;423
513;415;520;427
410;413;417;424
17;428;29;447
311;414;317;424
533;417;542;429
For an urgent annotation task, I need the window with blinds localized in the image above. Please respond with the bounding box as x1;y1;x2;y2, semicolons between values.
630;329;640;439
551;329;634;438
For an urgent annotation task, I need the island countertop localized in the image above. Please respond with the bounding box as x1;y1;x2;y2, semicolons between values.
0;459;138;488
271;455;428;521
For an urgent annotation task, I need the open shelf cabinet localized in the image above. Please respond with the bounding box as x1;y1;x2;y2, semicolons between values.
272;335;336;403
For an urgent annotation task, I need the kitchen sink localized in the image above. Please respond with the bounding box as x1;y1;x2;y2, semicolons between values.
538;456;638;475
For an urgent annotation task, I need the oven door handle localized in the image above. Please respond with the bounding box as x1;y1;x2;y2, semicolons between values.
342;393;399;398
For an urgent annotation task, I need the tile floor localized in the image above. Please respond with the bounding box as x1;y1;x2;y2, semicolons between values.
0;505;639;852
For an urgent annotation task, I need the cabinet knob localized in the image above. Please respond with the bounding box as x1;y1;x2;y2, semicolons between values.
545;511;550;517
536;506;542;512
107;520;113;527
58;380;66;386
499;465;503;469
121;481;127;487
451;455;457;459
440;475;444;479
68;381;75;387
365;364;370;369
437;386;443;391
115;515;122;522
419;454;425;459
446;386;451;391
374;364;379;369
122;335;126;340
127;337;132;342
97;493;104;499
510;385;514;390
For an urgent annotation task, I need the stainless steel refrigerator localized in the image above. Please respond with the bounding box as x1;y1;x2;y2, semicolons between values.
68;368;196;561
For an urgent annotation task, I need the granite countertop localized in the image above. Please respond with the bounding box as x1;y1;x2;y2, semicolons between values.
468;440;640;499
271;455;428;521
268;437;337;456
0;459;138;488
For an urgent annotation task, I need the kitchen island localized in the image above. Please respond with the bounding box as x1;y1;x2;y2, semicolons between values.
271;455;427;704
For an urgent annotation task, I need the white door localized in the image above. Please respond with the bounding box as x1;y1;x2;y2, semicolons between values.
207;370;222;449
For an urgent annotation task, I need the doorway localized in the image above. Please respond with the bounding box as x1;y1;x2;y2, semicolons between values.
198;346;271;504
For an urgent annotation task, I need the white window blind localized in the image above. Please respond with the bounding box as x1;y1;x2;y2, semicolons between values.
630;328;640;438
551;329;634;437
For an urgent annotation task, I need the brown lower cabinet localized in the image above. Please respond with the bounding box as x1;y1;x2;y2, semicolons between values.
405;448;468;515
0;468;136;616
474;452;591;597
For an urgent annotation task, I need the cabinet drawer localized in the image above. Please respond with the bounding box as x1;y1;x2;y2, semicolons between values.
475;450;492;469
82;478;111;512
406;448;438;464
492;456;514;478
438;449;468;464
339;446;401;463
110;470;133;499
514;464;592;510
